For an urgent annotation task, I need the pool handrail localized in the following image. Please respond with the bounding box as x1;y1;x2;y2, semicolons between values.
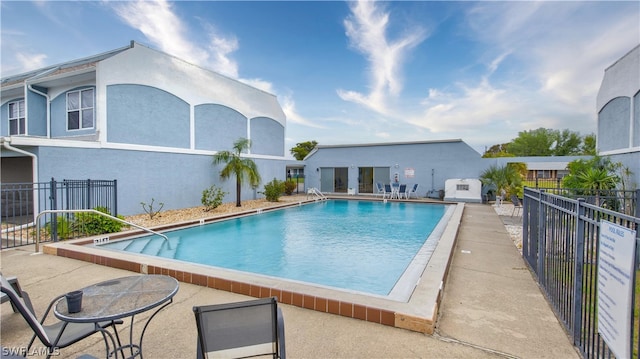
306;187;327;200
34;209;170;252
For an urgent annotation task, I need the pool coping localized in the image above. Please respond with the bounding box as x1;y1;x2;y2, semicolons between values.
43;198;464;334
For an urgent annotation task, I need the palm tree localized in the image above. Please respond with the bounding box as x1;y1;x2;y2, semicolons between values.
213;138;262;207
480;164;523;199
576;167;617;207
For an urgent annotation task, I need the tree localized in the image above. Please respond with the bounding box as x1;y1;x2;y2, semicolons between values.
490;128;591;157
577;168;617;191
581;133;596;155
508;128;556;156
482;143;514;158
553;129;582;156
290;140;318;160
213;138;262;207
480;164;523;198
562;156;620;191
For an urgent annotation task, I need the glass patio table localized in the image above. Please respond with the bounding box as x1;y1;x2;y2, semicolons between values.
54;275;179;359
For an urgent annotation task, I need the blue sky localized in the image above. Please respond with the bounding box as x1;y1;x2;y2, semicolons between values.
2;1;639;155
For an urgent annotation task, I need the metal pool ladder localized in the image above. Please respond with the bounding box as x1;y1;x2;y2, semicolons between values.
306;187;327;200
34;209;169;252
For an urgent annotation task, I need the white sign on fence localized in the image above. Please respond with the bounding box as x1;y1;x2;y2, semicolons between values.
597;220;636;359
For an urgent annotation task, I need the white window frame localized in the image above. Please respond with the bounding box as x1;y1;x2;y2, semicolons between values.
8;99;25;135
66;88;94;131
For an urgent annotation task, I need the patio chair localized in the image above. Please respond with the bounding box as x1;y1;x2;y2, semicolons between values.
383;184;392;199
375;182;385;197
511;195;523;217
0;272;23;313
193;296;286;359
398;184;408;199
0;274;121;359
407;184;419;199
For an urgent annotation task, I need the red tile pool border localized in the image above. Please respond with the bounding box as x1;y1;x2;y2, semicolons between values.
43;198;463;334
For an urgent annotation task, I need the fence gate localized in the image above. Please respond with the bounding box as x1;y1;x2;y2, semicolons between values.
1;178;117;249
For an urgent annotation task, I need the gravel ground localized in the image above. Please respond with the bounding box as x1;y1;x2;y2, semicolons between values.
492;203;523;253
125;194;309;228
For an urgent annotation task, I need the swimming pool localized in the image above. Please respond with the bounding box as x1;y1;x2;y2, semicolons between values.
99;200;451;299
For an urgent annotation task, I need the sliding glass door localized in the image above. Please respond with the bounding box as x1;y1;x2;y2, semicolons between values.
334;167;348;193
358;167;390;193
320;167;348;193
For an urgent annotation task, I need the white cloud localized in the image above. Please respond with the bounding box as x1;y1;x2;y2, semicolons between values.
409;1;638;145
15;52;48;71
338;0;427;115
281;95;325;129
111;0;289;106
111;0;239;78
412;78;518;133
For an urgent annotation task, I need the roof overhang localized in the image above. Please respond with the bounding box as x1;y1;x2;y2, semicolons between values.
525;162;570;171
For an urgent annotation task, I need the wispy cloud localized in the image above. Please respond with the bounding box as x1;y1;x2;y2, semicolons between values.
413;78;518;133
112;0;238;79
337;1;427;115
15;52;48;71
409;1;639;145
109;0;291;107
281;95;325;129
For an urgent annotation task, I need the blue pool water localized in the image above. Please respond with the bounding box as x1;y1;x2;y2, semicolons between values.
100;200;447;296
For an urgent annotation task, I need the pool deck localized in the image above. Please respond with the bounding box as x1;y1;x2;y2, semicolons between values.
0;202;579;358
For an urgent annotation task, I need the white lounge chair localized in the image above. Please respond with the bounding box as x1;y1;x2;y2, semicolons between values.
397;184;408;199
383;184;392;199
407;184;419;199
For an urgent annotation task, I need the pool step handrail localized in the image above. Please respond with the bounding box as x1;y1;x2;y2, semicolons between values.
34;209;170;252
307;187;327;200
157;236;179;258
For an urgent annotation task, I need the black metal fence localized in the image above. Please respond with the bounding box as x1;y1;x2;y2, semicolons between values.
527;177;564;189
523;187;640;358
1;178;117;248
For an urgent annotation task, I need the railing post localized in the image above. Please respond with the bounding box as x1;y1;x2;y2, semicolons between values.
635;189;640;219
87;179;92;210
49;177;58;241
523;189;529;259
113;179;118;216
537;189;546;284
572;198;585;346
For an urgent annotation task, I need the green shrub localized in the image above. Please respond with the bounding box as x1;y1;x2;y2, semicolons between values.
44;216;73;240
262;178;285;202
202;185;227;211
284;180;296;195
74;207;126;235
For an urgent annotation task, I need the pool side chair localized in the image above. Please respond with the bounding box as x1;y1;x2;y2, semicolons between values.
407;184;419;199
398;184;408;199
383;184;392;199
193;296;286;359
511;195;523;217
0;274;121;359
375;182;385;197
0;272;23;313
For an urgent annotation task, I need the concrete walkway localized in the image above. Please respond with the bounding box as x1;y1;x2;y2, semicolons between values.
437;204;578;358
0;203;579;358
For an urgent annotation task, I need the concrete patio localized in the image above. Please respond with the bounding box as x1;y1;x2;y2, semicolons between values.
1;203;579;358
